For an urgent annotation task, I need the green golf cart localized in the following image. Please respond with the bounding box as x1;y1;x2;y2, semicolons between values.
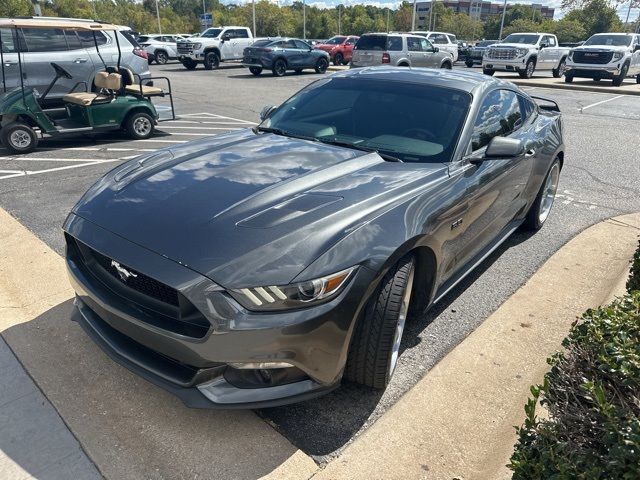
0;18;175;154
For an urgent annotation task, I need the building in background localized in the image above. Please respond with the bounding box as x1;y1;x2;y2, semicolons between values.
415;0;555;27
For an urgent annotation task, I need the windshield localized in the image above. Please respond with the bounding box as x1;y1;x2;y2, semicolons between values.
201;28;223;38
261;78;470;163
502;34;540;44
324;36;346;45
477;40;496;47
583;34;632;47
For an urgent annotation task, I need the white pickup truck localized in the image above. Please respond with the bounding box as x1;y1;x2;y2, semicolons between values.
482;33;570;79
177;26;257;70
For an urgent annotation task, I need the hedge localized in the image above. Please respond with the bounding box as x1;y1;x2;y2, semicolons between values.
509;241;640;479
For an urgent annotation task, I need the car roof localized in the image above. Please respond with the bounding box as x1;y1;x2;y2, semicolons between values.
331;66;512;94
590;32;634;36
0;17;118;30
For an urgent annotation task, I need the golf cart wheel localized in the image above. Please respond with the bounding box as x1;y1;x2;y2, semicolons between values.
155;50;169;65
334;52;344;66
1;122;38;154
203;51;220;70
249;66;262;76
315;57;329;74
125;112;154;140
182;59;197;70
345;254;415;389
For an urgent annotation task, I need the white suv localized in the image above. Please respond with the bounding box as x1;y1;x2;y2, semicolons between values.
565;33;640;86
138;34;180;65
410;31;458;61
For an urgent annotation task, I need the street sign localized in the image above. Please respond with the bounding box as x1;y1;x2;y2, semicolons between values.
200;13;213;29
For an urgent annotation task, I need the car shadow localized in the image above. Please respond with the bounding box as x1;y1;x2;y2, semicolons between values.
228;71;323;79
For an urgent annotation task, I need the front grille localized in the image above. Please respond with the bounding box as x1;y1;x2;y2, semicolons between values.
177;42;195;54
572;51;614;65
487;48;517;60
90;248;179;307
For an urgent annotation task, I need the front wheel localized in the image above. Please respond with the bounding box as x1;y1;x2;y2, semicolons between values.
552;58;566;78
519;59;536;79
345;255;415;389
441;61;452;69
249;66;262;76
482;68;495;76
522;158;561;231
334;52;344;66
1;122;38;154
125;112;155;140
315;57;329;74
612;63;628;87
203;51;220;70
564;73;574;83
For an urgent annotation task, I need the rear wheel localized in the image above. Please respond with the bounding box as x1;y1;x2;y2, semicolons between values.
612;63;628;87
334;52;344;66
181;59;197;70
155;50;169;65
1;122;38;154
441;60;452;69
125;112;154;140
203;51;220;70
552;58;566;78
315;57;329;74
483;68;495;76
522;158;561;231
345;255;415;389
249;66;262;76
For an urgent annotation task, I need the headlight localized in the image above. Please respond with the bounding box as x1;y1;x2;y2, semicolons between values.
192;42;202;50
568;51;574;60
613;52;623;60
229;266;357;311
516;48;528;57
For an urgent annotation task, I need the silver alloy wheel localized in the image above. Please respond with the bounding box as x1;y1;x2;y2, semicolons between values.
538;163;560;224
388;263;415;377
558;60;565;76
10;129;31;149
133;116;152;137
526;61;535;77
156;51;168;64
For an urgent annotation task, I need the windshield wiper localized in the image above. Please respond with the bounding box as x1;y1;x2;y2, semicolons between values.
317;138;403;162
253;126;317;142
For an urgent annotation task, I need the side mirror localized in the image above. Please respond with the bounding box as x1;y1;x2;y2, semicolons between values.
260;105;277;121
221;33;231;42
433;46;439;52
540;42;549;49
484;137;525;158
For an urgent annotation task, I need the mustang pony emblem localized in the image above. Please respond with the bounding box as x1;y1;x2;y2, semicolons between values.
110;260;138;282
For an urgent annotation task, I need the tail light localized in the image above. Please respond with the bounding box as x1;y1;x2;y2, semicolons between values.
382;52;390;64
134;48;149;60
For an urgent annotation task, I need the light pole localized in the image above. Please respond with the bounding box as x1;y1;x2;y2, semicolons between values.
253;0;257;36
338;5;341;35
303;0;306;39
387;8;390;31
625;0;632;26
202;0;206;15
498;0;507;40
428;0;434;30
31;0;42;16
155;0;162;34
412;0;417;31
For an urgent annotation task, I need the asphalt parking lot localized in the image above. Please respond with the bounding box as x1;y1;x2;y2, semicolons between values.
1;62;640;464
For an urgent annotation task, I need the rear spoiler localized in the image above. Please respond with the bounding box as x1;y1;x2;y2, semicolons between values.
530;95;560;113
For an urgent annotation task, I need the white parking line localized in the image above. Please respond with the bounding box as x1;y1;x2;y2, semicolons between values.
580;95;625;111
170;120;256;125
0;159;123;180
5;157;122;163
159;125;244;131
181;112;257;124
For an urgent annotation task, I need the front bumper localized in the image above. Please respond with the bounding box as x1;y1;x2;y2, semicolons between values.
565;64;621;78
482;57;527;72
63;213;372;408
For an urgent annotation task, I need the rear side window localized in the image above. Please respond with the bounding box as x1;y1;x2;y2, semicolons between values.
233;29;249;39
294;40;310;49
517;94;537;121
77;30;109;46
0;28;27;53
22;28;68;52
65;31;83;50
447;34;457;43
430;33;449;44
471;90;523;151
355;35;387;51
387;36;403;51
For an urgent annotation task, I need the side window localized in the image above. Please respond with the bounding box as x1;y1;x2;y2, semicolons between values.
22;28;69;52
517;94;537;122
234;29;249;39
281;40;296;49
447;34;457;43
294;40;309;50
345;38;356;45
430;33;448;44
545;35;556;47
77;30;108;46
387;36;402;51
419;38;431;51
407;37;422;52
1;28;27;53
65;30;83;50
471;90;523;151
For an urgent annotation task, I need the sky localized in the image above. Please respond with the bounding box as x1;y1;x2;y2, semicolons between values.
221;0;640;22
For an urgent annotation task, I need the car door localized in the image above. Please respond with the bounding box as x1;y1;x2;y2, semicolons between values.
537;35;554;69
20;27;96;101
421;38;440;67
0;28;27;93
631;35;640;74
219;29;236;60
232;29;252;59
429;33;451;59
343;37;357;62
455;89;533;269
407;36;427;67
161;36;177;57
294;40;314;67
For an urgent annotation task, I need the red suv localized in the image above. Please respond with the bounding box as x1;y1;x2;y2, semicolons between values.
314;35;359;65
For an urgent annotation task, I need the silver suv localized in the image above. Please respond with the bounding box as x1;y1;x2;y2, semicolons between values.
351;33;453;69
0;18;150;106
138;34;180;64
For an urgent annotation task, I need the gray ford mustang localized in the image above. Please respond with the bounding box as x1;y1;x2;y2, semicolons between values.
64;67;564;408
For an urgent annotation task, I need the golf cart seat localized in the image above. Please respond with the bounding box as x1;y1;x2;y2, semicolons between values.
63;72;120;106
119;68;165;97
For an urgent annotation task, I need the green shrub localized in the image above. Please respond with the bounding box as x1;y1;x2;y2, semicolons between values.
627;240;640;293
509;292;640;479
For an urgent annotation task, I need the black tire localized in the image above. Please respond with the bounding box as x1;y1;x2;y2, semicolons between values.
203;51;220;70
334;52;344;66
636;74;640;84
441;60;452;69
482;68;495;76
519;59;536;79
249;66;262;76
182;59;197;70
155;50;168;65
125;111;154;140
345;255;416;389
315;57;329;74
612;63;628;87
522;157;561;231
564;73;573;83
465;59;474;67
1;122;38;154
552;58;566;78
272;58;287;77
398;62;410;67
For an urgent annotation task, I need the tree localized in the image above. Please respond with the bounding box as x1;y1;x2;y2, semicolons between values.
0;0;33;16
393;1;413;32
563;0;623;36
551;18;587;43
439;13;483;40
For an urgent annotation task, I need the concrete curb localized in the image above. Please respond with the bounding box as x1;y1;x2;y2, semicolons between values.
504;76;640;96
313;213;640;480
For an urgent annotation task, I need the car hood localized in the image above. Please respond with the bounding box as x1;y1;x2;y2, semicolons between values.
72;130;448;287
315;44;336;51
572;45;629;52
491;43;533;49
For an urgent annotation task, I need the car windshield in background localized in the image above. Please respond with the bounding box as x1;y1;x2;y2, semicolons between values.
324;36;346;45
251;39;274;47
201;28;223;38
502;34;540;44
477;40;496;47
262;78;470;163
137;35;150;43
583;34;632;47
355;35;387;51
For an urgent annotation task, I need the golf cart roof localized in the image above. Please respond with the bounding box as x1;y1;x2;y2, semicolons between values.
0;18;118;31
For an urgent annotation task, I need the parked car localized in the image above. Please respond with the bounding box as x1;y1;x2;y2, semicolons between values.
313;35;359;65
138;34;181;64
483;33;570;78
0;17;150;107
410;31;459;61
466;39;499;67
565;33;640;86
177;26;258;70
242;38;330;76
351;33;453;69
64;67;564;408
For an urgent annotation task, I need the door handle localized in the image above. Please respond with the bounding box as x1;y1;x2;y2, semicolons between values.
73;58;88;63
3;61;17;66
